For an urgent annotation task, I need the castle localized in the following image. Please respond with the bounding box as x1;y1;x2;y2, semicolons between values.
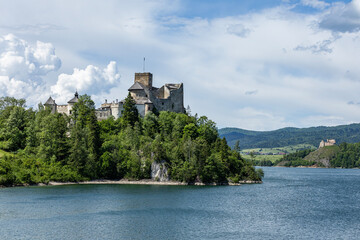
44;72;184;120
319;139;336;148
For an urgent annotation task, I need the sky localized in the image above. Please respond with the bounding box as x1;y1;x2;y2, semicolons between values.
0;0;360;131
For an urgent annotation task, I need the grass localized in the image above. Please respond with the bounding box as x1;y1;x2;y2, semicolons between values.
242;154;283;163
241;144;316;155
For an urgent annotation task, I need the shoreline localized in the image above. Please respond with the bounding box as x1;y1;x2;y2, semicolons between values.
1;179;262;188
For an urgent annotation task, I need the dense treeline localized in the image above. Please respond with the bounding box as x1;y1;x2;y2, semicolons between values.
274;145;360;168
220;124;360;149
0;95;262;186
252;160;274;167
274;149;316;167
330;142;360;168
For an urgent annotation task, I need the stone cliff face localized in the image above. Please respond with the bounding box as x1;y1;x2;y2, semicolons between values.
151;161;169;182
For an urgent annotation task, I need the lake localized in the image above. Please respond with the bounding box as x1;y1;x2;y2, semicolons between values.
1;167;360;239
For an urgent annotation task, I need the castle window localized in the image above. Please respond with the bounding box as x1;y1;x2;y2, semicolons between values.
69;110;72;114
162;102;164;105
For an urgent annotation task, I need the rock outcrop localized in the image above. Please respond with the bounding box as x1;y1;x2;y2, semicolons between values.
151;161;169;182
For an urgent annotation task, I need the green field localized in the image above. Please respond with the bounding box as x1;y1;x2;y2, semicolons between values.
240;144;317;163
241;144;316;155
242;154;283;163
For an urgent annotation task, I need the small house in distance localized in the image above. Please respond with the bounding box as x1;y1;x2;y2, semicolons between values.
319;139;336;148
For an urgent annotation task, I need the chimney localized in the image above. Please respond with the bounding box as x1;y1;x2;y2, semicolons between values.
105;99;107;103
116;99;118;103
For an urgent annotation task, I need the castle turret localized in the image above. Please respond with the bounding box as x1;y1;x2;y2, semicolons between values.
44;96;57;113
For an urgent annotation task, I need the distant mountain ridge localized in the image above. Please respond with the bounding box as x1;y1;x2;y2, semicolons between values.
219;123;360;149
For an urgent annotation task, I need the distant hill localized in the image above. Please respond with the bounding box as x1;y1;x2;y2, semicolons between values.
219;123;360;149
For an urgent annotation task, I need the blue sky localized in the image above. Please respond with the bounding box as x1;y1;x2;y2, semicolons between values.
0;0;360;130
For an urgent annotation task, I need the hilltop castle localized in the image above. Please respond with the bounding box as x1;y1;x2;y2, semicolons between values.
44;72;184;120
319;139;336;148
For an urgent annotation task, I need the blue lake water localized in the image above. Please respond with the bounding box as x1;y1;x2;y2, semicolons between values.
1;167;360;239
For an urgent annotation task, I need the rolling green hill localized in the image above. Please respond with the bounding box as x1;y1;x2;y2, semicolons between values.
219;123;360;149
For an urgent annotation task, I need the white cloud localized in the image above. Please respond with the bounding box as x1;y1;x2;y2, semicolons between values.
0;34;61;103
1;1;360;130
227;24;251;37
0;24;65;35
0;34;61;78
294;35;340;54
301;0;330;10
220;107;291;131
319;0;360;32
51;61;120;103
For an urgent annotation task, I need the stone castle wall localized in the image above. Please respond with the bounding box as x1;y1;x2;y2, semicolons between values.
57;105;68;115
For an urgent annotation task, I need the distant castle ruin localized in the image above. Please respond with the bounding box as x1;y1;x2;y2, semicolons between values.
44;72;184;120
319;139;336;148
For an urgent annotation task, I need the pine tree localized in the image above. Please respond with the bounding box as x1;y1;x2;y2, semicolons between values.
122;93;139;127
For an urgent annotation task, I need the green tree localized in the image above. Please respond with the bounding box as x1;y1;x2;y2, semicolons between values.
37;113;69;163
143;112;159;138
234;140;241;152
68;95;100;179
197;116;218;144
3;106;28;151
121;93;139;127
0;96;26;111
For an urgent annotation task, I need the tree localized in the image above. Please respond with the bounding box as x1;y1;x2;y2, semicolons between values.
249;151;256;162
0;96;26;111
37;113;69;163
143;112;159;138
197;116;218;144
68;95;100;179
3;106;28;151
234;140;241;152
121;93;139;127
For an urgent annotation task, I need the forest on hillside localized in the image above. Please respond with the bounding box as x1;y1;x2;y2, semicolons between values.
0;95;262;186
253;144;360;168
219;124;360;149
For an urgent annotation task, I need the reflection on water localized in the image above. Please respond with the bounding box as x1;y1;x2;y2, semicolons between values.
0;167;359;239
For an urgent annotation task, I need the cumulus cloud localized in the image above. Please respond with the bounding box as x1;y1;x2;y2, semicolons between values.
301;0;329;10
51;61;120;103
0;34;61;102
319;0;360;32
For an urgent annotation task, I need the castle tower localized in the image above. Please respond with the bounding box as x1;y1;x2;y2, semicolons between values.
44;96;57;113
135;72;153;88
67;91;79;115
